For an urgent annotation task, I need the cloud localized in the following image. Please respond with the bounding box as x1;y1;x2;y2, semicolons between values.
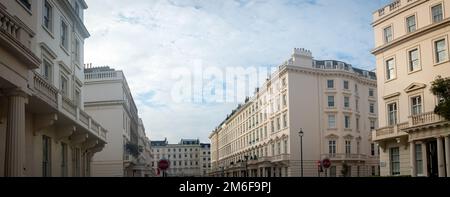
84;0;391;143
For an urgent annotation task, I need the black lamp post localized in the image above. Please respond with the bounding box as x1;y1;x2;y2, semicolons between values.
299;129;304;177
244;155;249;177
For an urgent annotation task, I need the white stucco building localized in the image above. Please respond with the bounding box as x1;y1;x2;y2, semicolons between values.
372;0;450;177
84;66;153;177
151;139;211;177
0;0;107;177
210;48;380;177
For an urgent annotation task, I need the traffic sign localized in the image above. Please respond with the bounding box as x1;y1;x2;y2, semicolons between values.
158;159;170;170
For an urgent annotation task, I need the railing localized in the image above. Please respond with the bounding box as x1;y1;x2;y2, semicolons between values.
85;71;122;80
258;156;271;163
0;7;29;47
376;126;394;136
30;74;108;142
322;154;369;160
100;129;107;139
374;0;418;19
374;122;409;140
79;110;89;126
271;154;290;162
411;111;444;126
62;96;76;116
91;120;100;135
389;0;401;11
397;122;409;130
32;72;58;108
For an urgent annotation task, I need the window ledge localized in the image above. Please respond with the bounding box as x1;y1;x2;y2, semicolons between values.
433;60;449;67
385;78;397;83
42;25;54;39
16;0;32;15
407;68;422;75
60;45;70;56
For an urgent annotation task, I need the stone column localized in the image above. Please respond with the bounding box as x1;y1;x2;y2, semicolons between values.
421;143;428;177
4;90;27;177
445;136;450;177
410;141;416;177
437;137;445;177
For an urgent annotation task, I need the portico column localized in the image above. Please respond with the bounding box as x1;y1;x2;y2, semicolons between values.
437;137;445;177
4;90;28;177
409;141;417;177
421;143;428;177
445;136;450;177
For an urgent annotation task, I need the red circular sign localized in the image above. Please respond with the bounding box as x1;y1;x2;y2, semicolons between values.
322;158;331;169
158;159;170;170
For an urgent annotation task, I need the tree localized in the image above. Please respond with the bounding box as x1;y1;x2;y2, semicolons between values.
341;162;350;177
125;143;141;158
431;76;450;120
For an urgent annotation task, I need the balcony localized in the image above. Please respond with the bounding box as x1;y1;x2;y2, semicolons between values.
372;122;408;142
373;0;418;22
30;72;108;142
33;73;58;109
85;70;123;81
410;111;444;127
0;6;40;69
322;154;369;161
271;154;290;162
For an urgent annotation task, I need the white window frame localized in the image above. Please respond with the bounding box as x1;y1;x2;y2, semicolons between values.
405;14;416;33
385;58;396;81
43;0;53;32
383;25;393;43
387;102;398;126
434;38;448;64
328;114;336;129
328;95;335;108
344;115;351;129
410;95;422;116
60;73;69;97
408;47;421;72
431;3;443;23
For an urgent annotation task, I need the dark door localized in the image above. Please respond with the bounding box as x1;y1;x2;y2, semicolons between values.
427;140;438;177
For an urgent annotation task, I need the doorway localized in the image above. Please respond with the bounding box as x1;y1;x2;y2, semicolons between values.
427;140;438;177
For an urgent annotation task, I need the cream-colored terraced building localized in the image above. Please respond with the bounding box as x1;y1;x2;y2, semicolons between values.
372;0;450;177
0;0;107;177
84;66;153;177
209;48;380;177
151;139;211;177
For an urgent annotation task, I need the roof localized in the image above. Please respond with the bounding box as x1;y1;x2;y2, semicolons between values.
180;139;200;145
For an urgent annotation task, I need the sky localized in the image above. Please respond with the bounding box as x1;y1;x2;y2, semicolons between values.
84;0;392;144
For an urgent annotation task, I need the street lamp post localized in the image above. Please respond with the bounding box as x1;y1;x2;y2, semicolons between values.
299;129;304;177
244;155;249;177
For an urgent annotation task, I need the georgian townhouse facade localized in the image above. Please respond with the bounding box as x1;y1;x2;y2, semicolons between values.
210;48;379;177
372;0;450;177
0;0;107;177
151;139;211;177
84;66;152;177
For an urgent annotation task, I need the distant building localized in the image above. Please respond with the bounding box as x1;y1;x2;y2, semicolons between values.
209;48;379;177
84;66;153;177
151;139;211;177
372;0;450;177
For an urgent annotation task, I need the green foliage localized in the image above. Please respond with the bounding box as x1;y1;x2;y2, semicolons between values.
341;162;349;177
431;76;450;120
125;143;141;158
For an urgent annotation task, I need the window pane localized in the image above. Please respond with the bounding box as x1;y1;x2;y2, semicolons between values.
435;39;447;63
432;4;443;23
409;49;419;71
406;15;416;32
